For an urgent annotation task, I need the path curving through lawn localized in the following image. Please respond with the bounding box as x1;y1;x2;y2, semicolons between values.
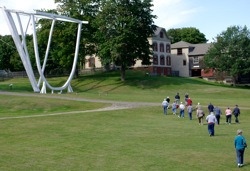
0;91;159;120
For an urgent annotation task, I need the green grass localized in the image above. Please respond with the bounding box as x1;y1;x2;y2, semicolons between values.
0;95;109;117
0;70;250;170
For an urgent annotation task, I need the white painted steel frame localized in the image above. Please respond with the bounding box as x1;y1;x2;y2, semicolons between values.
1;7;88;94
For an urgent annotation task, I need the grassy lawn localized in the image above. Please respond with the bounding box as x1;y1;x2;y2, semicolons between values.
0;70;250;170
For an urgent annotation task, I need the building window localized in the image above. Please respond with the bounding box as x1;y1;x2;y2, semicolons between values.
153;42;158;52
177;48;182;55
88;57;95;67
193;56;199;64
160;43;164;52
183;60;186;66
153;54;158;65
160;31;164;38
160;55;165;65
166;44;170;53
166;56;171;66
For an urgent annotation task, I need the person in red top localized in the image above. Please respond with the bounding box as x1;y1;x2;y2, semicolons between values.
187;97;192;106
225;107;232;124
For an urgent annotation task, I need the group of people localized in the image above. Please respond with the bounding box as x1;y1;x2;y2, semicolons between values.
162;94;241;126
161;93;193;118
161;93;247;168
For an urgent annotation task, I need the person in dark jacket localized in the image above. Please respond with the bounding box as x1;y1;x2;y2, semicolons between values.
175;93;180;105
214;106;222;125
166;96;170;103
233;105;241;123
208;102;214;113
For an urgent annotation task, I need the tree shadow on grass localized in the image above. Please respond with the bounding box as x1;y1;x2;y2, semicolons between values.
71;70;249;93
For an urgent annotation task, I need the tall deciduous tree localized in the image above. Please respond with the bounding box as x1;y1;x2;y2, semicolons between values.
203;25;250;84
0;35;23;71
54;0;101;74
94;0;156;81
167;27;207;44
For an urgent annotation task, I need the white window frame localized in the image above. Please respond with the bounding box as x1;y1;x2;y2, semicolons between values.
193;56;199;64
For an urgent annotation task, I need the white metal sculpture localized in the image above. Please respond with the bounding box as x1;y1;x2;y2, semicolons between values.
1;7;88;94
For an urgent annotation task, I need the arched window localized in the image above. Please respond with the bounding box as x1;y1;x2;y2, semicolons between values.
166;44;170;53
160;55;165;65
160;43;164;52
166;56;171;66
153;54;158;65
153;42;158;52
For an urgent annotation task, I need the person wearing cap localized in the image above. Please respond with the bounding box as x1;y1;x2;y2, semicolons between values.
162;99;168;115
234;129;247;167
178;102;185;118
196;109;205;125
206;112;217;136
233;105;241;123
196;102;202;110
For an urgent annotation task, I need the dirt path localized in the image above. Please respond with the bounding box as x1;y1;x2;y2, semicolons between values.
0;91;159;120
1;91;249;120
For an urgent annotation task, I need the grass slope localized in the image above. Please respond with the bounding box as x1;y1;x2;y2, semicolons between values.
0;70;249;170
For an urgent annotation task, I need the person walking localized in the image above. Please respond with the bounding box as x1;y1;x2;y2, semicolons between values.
178;102;185;118
234;129;247;167
206;112;217;136
196;102;202;110
175;92;180;105
186;97;192;106
162;99;168;115
172;101;177;115
166;96;170;109
233;105;241;124
214;106;222;125
166;96;170;103
208;102;214;113
184;93;189;105
225;107;232;124
197;109;205;125
187;104;193;120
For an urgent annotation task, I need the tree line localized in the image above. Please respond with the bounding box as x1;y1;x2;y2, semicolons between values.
0;0;249;82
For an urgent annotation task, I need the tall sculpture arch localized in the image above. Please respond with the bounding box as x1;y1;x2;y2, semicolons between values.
1;7;88;93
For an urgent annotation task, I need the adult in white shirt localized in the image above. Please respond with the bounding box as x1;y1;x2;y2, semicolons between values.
162;99;168;115
206;112;218;136
178;102;185;118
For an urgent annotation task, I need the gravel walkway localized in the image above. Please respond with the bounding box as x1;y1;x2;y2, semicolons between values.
0;91;159;120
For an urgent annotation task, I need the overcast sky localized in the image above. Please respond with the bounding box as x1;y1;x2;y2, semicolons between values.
0;0;250;42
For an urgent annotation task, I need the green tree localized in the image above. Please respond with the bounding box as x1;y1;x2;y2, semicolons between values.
34;0;100;76
35;9;81;75
203;25;250;84
0;35;23;71
54;0;101;75
94;0;156;81
167;27;207;44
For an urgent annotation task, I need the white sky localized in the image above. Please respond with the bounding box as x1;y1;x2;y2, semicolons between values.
0;0;250;42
